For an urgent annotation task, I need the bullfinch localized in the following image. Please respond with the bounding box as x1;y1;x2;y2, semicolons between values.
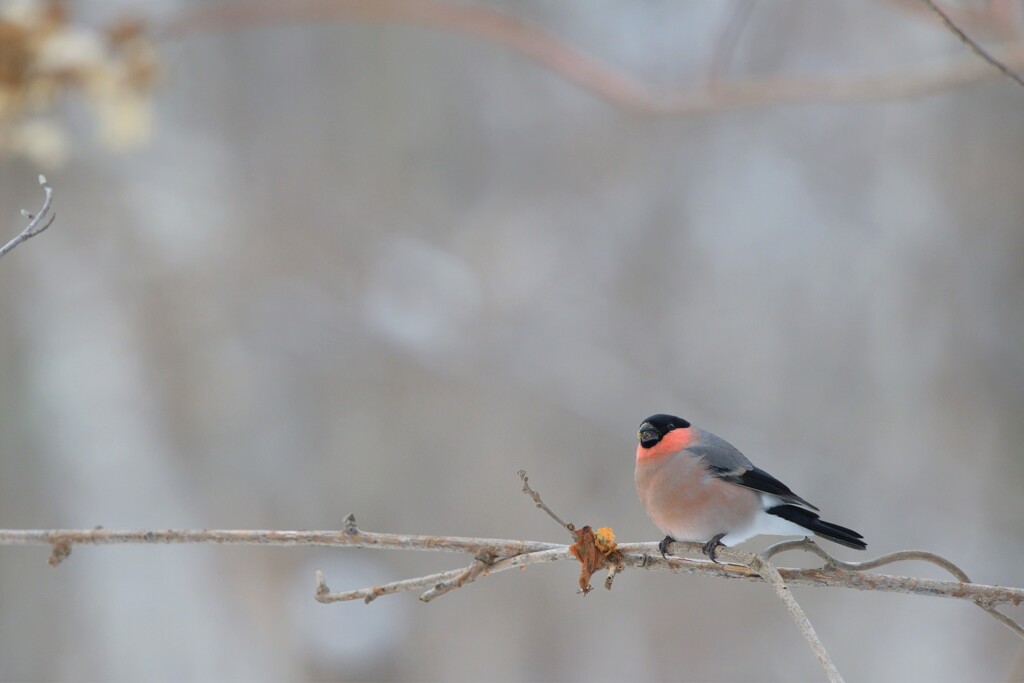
635;414;866;562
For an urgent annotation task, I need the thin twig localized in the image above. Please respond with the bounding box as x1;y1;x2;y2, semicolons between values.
920;0;1024;88
0;176;55;262
761;537;969;579
885;0;1021;38
317;547;571;603
749;550;844;683
316;566;467;604
517;470;574;536
707;0;757;86
162;0;1024;116
418;551;495;602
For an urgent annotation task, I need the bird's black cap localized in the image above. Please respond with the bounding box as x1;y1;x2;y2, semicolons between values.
637;414;691;448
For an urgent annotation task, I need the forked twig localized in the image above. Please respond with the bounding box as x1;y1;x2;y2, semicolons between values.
418;551;496;602
0;176;56;262
762;537;1024;639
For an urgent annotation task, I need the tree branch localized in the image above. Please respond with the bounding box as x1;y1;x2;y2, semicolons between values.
1;524;1022;683
517;469;575;536
3;525;1022;612
885;0;1022;39
919;0;1024;88
762;537;1024;639
0;526;562;566
707;0;757;86
1;532;1020;616
2;481;1022;683
747;550;844;683
0;176;55;262
162;0;1024;117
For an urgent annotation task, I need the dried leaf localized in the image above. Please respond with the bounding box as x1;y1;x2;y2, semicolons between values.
569;525;623;595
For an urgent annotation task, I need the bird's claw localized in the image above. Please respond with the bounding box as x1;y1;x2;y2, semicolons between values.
702;533;727;564
658;536;675;559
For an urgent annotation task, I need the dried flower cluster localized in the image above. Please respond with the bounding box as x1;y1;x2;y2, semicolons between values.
569;525;623;595
0;0;161;167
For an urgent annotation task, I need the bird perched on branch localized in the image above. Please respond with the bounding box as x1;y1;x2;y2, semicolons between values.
635;414;865;562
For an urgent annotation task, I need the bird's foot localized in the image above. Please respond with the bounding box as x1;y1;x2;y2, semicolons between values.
702;533;727;564
658;535;676;559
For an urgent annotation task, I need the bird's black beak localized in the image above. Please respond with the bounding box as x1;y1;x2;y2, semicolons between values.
638;422;661;448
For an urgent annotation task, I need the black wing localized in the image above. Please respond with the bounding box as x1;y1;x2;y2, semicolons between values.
684;438;819;511
713;465;820;511
687;431;820;511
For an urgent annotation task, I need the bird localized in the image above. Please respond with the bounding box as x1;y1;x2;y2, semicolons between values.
635;413;865;562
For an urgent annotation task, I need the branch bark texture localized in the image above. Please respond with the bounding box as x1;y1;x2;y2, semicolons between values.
2;479;1022;682
1;527;1021;612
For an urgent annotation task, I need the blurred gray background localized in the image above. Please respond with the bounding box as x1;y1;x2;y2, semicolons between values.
1;0;1023;680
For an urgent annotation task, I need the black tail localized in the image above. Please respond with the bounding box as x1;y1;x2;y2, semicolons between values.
766;505;866;550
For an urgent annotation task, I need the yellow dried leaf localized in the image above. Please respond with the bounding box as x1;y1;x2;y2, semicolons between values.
594;527;616;554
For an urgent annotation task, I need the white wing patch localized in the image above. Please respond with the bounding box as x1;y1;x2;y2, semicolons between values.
719;511;808;546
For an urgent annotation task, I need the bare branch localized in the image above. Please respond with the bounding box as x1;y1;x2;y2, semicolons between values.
2;528;1024;610
620;541;1024;609
761;537;969;579
652;539;1024;643
0;526;562;557
0;176;56;262
761;537;1023;639
418;550;495;602
748;550;844;683
517;470;574;537
919;0;1024;88
312;533;1024;652
306;536;1024;611
885;0;1022;38
162;0;1024;117
3;479;1023;677
317;547;570;604
4;524;1022;651
707;0;757;86
316;566;467;604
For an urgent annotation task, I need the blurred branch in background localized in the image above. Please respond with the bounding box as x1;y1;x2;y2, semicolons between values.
0;174;54;261
918;0;1024;88
166;0;1024;116
3;0;1024;166
706;0;757;86
889;0;1022;37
